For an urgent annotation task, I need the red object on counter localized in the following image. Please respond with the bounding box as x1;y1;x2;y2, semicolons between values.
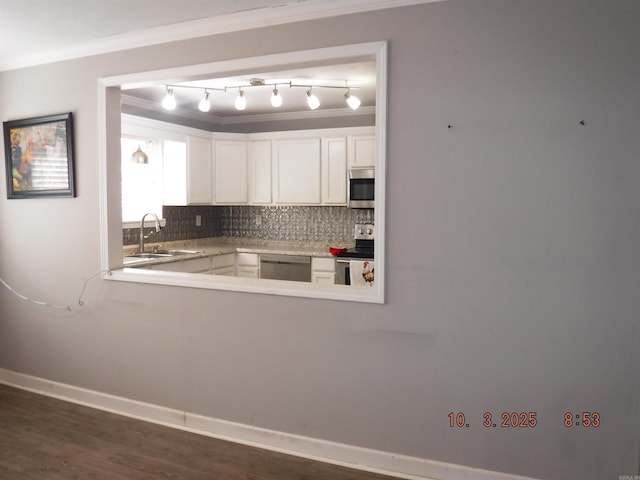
329;247;348;256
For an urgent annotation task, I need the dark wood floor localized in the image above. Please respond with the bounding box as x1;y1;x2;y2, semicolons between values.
0;384;401;480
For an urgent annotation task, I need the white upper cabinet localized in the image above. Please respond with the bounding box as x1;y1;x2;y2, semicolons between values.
162;136;211;206
321;137;347;205
248;140;272;205
348;135;376;168
186;136;213;204
161;139;187;206
272;138;321;204
213;140;248;204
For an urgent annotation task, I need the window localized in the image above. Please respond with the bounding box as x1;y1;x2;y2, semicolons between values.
120;136;163;223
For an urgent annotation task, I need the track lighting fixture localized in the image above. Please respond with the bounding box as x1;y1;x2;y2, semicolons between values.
161;87;176;110
306;88;320;110
271;86;283;107
345;89;361;110
160;79;363;113
235;89;246;110
198;90;210;112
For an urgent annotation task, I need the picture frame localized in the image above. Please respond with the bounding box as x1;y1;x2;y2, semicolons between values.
3;112;75;199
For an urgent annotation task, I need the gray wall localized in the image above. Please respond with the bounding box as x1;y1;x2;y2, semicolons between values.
1;2;639;479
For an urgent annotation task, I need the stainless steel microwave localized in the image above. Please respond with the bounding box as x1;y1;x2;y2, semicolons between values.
348;168;375;209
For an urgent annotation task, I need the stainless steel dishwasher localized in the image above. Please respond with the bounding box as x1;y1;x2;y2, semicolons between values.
259;254;311;282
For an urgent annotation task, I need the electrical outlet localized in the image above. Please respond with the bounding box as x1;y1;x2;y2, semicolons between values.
195;215;202;227
255;213;262;226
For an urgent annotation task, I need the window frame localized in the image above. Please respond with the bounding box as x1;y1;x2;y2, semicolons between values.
98;41;387;304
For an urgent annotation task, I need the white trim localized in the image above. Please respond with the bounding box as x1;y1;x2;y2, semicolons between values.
0;368;540;480
0;0;446;72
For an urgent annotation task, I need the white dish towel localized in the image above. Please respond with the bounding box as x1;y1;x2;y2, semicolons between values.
349;260;375;287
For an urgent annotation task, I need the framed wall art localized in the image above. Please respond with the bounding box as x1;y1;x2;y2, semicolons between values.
3;112;75;198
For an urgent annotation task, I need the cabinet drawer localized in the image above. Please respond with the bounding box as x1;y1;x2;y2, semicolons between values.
236;253;259;267
212;266;235;276
237;266;259;278
183;256;211;274
311;257;336;272
211;253;235;269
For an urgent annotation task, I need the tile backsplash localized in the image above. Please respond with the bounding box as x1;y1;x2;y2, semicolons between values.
123;205;374;245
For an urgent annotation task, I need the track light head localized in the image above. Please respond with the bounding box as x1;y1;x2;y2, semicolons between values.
198;90;210;112
162;87;176;110
235;89;246;110
306;88;320;110
271;87;283;108
345;89;361;110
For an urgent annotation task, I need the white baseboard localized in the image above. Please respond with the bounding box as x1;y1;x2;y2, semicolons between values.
0;368;538;480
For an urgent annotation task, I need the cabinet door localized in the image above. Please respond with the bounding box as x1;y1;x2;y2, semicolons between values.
213;266;235;276
214;140;248;204
348;135;376;168
183;256;211;274
150;260;184;272
162;140;187;205
312;272;336;285
187;136;212;204
249;140;272;204
273;139;321;204
322;137;347;205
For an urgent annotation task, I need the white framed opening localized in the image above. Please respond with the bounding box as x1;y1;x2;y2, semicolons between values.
98;41;387;303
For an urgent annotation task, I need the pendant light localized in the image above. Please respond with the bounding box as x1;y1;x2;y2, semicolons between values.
130;145;148;164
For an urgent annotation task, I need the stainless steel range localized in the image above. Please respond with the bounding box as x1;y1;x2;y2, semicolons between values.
336;223;374;285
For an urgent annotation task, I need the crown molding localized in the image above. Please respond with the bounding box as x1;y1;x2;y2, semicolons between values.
121;94;376;126
0;0;446;72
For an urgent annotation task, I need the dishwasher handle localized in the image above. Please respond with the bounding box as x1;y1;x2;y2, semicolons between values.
260;254;311;264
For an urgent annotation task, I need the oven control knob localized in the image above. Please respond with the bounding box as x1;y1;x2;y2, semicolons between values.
358;227;364;234
367;227;373;235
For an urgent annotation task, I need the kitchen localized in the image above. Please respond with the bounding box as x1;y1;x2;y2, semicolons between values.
116;46;384;297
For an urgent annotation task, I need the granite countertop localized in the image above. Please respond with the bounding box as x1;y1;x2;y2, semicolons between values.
122;237;353;267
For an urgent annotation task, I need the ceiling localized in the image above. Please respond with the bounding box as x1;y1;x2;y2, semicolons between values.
0;0;312;66
122;60;377;122
0;0;442;124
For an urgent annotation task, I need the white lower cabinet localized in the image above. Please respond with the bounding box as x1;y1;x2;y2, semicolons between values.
311;257;336;285
150;260;184;272
236;253;260;278
183;256;212;274
211;253;235;276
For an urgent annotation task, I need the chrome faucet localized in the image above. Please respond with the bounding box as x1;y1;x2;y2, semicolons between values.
139;212;162;253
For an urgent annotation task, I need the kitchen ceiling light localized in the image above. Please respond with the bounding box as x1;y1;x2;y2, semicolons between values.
235;89;246;110
198;90;210;112
159;80;362;113
306;88;320;110
271;87;283;107
130;145;149;164
161;87;176;110
345;89;361;110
